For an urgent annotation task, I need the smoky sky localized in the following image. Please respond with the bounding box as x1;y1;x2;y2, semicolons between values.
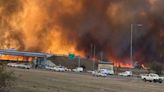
0;0;163;64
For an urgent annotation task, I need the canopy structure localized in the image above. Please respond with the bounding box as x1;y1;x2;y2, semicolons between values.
0;49;52;65
0;49;48;57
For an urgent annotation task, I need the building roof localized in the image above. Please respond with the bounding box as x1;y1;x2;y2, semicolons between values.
0;49;49;57
99;61;113;64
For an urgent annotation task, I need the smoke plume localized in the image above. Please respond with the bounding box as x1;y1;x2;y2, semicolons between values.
0;0;163;65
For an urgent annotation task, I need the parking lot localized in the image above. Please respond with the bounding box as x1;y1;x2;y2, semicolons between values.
10;68;164;92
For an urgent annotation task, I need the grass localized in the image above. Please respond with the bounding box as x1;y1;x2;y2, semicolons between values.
10;68;164;92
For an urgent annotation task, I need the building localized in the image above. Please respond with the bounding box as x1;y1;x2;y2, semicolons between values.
0;49;51;66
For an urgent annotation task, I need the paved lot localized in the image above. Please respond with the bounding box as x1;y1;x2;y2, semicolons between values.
10;68;164;92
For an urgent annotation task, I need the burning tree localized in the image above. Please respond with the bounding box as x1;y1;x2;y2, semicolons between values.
0;0;164;67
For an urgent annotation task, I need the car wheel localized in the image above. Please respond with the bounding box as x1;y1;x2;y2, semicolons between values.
143;78;146;82
153;80;156;83
159;79;162;83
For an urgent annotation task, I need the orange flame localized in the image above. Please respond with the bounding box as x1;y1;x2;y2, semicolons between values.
109;55;133;68
0;55;33;62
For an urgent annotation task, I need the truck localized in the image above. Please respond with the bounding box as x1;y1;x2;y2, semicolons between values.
141;73;164;83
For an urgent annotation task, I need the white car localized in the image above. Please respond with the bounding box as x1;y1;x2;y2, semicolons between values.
7;63;20;67
7;63;16;67
118;71;133;77
52;66;65;72
73;67;83;72
92;70;107;77
64;67;71;72
99;69;114;75
141;73;164;83
45;66;55;70
51;67;59;71
17;63;32;69
57;67;65;72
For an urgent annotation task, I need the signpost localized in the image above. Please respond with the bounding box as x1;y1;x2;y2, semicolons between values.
68;54;81;67
68;53;75;60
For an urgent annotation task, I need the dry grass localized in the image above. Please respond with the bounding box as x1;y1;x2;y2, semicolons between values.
10;68;164;92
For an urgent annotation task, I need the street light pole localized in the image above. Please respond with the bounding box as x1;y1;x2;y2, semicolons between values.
78;56;81;67
130;24;142;68
130;24;133;67
92;44;96;71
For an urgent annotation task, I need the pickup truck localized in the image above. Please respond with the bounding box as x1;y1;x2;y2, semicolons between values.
141;73;164;83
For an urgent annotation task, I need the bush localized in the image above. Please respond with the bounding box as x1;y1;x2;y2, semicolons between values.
0;62;16;92
150;62;163;75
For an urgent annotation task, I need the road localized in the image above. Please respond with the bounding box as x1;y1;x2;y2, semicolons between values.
10;68;164;92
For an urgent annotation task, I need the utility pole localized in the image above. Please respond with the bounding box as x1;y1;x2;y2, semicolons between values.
78;56;81;67
130;24;142;68
100;51;103;61
90;44;93;59
130;24;133;67
93;44;96;70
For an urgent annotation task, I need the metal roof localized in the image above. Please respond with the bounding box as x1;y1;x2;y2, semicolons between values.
0;49;49;57
99;61;113;64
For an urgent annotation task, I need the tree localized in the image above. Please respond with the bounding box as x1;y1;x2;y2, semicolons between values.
0;62;16;92
150;62;163;75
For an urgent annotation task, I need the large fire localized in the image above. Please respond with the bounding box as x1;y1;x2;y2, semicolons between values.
0;0;163;67
0;55;33;62
108;55;133;68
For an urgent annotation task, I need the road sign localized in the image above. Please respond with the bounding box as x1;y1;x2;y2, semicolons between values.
68;53;75;60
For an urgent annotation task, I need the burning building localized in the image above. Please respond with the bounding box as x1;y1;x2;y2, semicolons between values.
0;0;163;67
0;49;48;66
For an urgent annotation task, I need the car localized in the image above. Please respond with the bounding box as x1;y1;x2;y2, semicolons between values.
51;66;59;71
72;67;83;72
118;71;133;77
45;65;54;70
7;63;17;67
7;63;20;67
141;73;164;83
92;70;107;77
99;69;114;75
64;67;71;72
57;66;65;72
17;63;32;69
51;66;65;72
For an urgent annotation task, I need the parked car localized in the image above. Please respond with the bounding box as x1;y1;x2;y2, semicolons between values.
141;73;164;83
92;70;107;77
72;67;83;72
118;71;133;77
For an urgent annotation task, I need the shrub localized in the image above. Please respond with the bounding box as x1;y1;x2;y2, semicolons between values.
150;62;163;75
0;62;16;92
